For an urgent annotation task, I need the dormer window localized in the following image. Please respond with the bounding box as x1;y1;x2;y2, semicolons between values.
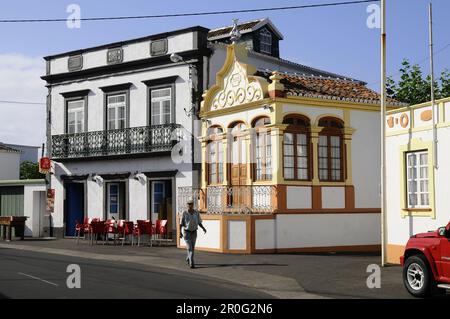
260;28;272;54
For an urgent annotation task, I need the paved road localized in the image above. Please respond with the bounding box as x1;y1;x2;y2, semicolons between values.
0;248;270;299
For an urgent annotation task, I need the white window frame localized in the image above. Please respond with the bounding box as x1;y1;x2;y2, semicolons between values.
150;87;172;125
406;151;429;209
67;99;85;134
260;28;272;54
106;93;126;130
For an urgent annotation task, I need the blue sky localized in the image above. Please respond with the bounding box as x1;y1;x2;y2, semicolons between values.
0;0;449;146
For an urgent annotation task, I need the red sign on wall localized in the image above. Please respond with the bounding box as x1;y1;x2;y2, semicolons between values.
39;157;51;174
46;189;55;213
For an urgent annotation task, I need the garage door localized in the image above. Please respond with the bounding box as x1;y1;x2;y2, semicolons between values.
0;186;24;217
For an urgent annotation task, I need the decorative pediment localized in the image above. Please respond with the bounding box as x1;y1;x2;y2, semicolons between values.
201;44;268;113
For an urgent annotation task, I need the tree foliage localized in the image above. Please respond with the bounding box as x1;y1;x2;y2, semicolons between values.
386;59;450;105
20;161;45;180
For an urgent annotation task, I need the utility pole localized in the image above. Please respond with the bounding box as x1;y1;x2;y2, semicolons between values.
429;3;437;169
380;0;387;267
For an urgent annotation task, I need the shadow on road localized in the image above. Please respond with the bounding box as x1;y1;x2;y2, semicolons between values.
0;292;9;299
195;263;288;268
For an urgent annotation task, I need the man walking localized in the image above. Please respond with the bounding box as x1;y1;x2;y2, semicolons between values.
179;198;206;268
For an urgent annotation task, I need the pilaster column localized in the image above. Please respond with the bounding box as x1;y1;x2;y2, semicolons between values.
310;126;322;184
343;127;356;184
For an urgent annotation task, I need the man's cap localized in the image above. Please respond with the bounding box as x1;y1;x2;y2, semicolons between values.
186;198;194;204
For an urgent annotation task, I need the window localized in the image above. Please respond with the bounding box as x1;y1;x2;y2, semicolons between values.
406;151;429;208
283;116;310;180
151;88;172;125
67;99;85;134
318;117;344;181
253;117;272;180
107;94;126;130
207;127;224;184
260;28;272;54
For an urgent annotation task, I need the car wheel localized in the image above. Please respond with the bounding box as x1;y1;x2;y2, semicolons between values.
403;255;435;298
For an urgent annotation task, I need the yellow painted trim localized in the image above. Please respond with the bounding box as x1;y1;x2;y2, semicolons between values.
200;98;273;118
387;96;450;115
282;111;313;123
279;96;399;112
439;101;445;124
313;113;344;126
399;139;435;219
200;44;269;114
343;109;351;125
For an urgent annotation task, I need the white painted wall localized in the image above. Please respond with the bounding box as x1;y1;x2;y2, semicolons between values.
255;219;276;250
23;184;46;237
0;151;20;180
87;179;103;220
286;186;311;209
227;220;247;250
350;110;380;208
50;33;195;74
179;219;221;250
128;178;148;222
275;213;380;249
50;65;192;135
321;187;345;209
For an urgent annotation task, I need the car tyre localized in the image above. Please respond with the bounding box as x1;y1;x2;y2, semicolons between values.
403;255;435;298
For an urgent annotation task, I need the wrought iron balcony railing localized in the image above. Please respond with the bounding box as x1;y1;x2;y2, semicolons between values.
51;124;181;159
177;185;277;214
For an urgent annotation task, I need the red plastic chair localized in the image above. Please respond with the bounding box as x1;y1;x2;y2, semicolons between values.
104;219;119;245
135;220;153;247
89;221;106;245
118;221;134;246
159;220;168;246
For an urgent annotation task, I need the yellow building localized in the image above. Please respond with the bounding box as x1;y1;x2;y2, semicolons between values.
177;43;402;253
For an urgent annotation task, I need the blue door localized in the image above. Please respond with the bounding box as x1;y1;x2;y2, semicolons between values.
65;183;84;237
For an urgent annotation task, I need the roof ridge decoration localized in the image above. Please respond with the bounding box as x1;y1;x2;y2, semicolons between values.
201;43;269;113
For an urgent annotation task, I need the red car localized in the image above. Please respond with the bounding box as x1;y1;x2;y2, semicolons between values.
401;222;450;297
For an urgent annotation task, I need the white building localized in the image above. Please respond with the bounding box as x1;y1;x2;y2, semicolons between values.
4;143;40;163
43;18;374;239
0;143;21;180
386;97;450;264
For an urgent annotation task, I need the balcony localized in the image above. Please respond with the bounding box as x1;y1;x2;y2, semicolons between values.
178;185;277;214
51;124;181;160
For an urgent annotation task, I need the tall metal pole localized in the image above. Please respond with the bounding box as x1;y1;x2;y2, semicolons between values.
380;0;387;267
429;3;437;169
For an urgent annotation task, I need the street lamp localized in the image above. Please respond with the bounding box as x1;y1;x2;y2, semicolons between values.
169;53;198;118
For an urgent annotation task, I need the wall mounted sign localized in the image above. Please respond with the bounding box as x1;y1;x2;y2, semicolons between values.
46;189;55;213
68;55;83;71
150;39;168;56
39;157;51;174
107;47;123;64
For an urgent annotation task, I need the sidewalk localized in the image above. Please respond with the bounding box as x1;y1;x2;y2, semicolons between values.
0;238;412;299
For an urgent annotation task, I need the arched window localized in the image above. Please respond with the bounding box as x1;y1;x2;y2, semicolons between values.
260;28;272;54
318;117;344;181
283;115;311;180
207;126;223;184
252;117;272;181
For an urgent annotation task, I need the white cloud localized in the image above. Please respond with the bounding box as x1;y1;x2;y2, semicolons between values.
0;53;46;147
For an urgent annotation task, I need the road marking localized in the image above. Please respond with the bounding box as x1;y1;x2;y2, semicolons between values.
18;272;59;287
